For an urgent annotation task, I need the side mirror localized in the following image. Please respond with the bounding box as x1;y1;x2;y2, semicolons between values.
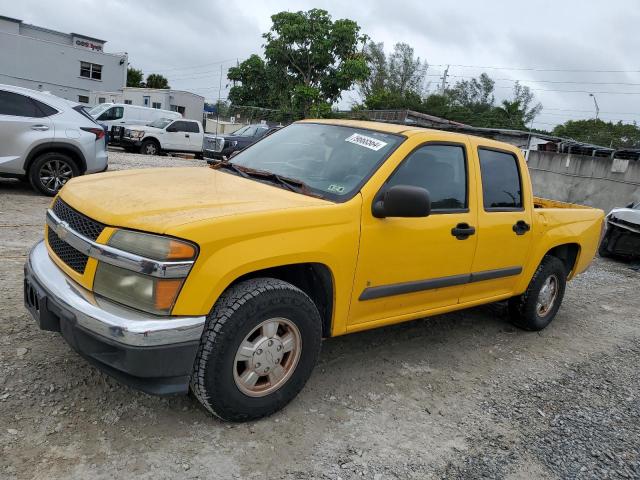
626;202;635;209
372;185;431;218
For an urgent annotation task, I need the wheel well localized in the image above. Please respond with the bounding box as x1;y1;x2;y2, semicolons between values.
25;144;87;174
142;137;160;146
546;243;580;277
231;263;334;337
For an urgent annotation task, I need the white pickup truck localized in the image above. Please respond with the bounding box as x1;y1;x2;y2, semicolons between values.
120;118;204;157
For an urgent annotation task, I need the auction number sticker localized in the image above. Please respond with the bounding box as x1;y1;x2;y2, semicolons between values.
345;133;388;151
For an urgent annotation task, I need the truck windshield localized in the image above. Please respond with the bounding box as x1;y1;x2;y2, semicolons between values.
148;118;173;129
229;123;403;200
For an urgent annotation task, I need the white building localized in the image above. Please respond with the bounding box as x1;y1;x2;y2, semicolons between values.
0;15;127;103
89;87;204;121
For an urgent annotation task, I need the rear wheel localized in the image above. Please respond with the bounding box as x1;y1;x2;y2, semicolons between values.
508;256;567;331
28;152;79;196
190;278;322;421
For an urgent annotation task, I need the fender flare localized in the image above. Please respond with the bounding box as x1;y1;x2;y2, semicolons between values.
25;142;87;174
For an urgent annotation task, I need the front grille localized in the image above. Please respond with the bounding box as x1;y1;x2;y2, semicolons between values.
47;228;89;273
204;136;224;153
48;198;105;274
52;198;105;241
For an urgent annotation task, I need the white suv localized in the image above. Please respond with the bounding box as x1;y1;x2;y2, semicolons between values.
0;84;108;195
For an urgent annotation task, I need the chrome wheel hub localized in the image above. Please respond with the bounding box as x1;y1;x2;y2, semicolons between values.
233;317;301;397
40;160;73;192
536;274;558;316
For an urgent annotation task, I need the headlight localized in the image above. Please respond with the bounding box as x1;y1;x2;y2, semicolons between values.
93;230;197;315
126;129;145;139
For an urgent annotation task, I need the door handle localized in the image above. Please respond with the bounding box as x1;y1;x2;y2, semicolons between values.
185;134;190;138
451;223;476;240
513;220;531;235
31;124;49;131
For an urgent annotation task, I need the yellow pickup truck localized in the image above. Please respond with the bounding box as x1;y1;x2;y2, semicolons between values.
24;119;604;421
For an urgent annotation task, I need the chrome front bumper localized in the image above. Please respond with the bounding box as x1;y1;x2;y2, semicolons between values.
25;240;205;347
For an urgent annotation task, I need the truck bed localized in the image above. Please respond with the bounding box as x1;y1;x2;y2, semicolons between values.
533;197;595;210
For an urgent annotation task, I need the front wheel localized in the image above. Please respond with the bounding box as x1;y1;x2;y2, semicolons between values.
190;278;322;421
140;139;159;156
508;256;567;331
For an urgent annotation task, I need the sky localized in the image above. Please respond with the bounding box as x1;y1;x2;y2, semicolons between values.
3;0;640;130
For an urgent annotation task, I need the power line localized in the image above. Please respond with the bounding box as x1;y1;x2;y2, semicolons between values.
142;58;237;73
428;64;640;74
423;73;640;87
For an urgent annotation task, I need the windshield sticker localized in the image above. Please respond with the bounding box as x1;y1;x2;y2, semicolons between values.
345;133;388;151
327;184;346;193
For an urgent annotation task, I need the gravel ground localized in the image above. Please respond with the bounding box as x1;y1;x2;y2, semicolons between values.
1;150;639;480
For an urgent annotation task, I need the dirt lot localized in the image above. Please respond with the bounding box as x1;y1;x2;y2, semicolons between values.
1;151;639;480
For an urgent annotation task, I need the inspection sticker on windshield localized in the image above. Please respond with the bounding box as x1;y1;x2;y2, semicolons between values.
345;133;388;151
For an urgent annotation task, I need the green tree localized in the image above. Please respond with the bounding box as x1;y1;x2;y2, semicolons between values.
359;42;426;110
230;9;369;119
420;74;543;129
127;67;144;87
553;119;640;148
145;73;170;89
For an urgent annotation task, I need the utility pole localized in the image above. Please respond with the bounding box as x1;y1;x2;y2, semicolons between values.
215;63;223;137
440;65;449;94
589;93;600;120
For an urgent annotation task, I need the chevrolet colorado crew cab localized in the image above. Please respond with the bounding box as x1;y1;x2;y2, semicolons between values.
120;118;204;156
24;119;604;421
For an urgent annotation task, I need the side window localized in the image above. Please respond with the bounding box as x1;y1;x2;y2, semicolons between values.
184;122;199;133
168;121;186;132
0;91;48;117
97;106;123;121
478;148;523;210
386;144;467;211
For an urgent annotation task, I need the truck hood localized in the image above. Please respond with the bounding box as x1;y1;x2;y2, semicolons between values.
127;125;164;133
59;167;328;234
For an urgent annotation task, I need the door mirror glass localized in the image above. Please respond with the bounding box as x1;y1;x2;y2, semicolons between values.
372;185;431;218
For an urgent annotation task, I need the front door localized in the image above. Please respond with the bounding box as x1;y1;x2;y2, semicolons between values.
164;121;190;150
460;145;533;303
349;142;479;327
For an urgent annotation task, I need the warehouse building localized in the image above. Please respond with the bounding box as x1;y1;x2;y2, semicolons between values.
0;15;127;103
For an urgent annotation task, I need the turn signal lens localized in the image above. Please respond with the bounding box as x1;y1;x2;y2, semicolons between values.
154;278;184;311
167;240;196;260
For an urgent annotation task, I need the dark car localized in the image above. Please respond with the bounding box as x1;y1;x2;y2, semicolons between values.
204;123;281;162
599;201;640;259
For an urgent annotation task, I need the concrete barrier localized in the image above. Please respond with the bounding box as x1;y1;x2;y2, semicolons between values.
527;150;640;213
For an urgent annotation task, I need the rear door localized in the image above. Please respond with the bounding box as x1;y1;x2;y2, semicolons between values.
0;90;54;174
183;121;203;151
460;144;533;302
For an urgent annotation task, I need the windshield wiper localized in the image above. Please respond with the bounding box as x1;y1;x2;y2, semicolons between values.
211;161;250;178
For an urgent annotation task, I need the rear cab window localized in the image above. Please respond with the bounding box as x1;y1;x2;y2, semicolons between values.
477;148;523;211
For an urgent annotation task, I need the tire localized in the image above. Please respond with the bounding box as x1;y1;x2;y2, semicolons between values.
28;152;80;196
508;256;567;331
190;278;322;422
598;227;613;258
140;139;159;156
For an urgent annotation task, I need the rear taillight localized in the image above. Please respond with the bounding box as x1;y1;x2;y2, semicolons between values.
81;127;105;141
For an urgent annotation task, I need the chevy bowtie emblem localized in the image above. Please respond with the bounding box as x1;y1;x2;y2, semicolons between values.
57;221;70;240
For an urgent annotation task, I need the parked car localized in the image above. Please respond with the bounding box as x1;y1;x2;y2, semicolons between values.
599;200;640;259
120;118;204;156
204;123;281;161
88;103;181;145
0;84;107;195
24;119;604;421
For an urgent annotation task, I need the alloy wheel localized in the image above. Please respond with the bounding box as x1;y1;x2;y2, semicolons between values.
536;274;559;316
39;159;73;193
233;317;302;397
